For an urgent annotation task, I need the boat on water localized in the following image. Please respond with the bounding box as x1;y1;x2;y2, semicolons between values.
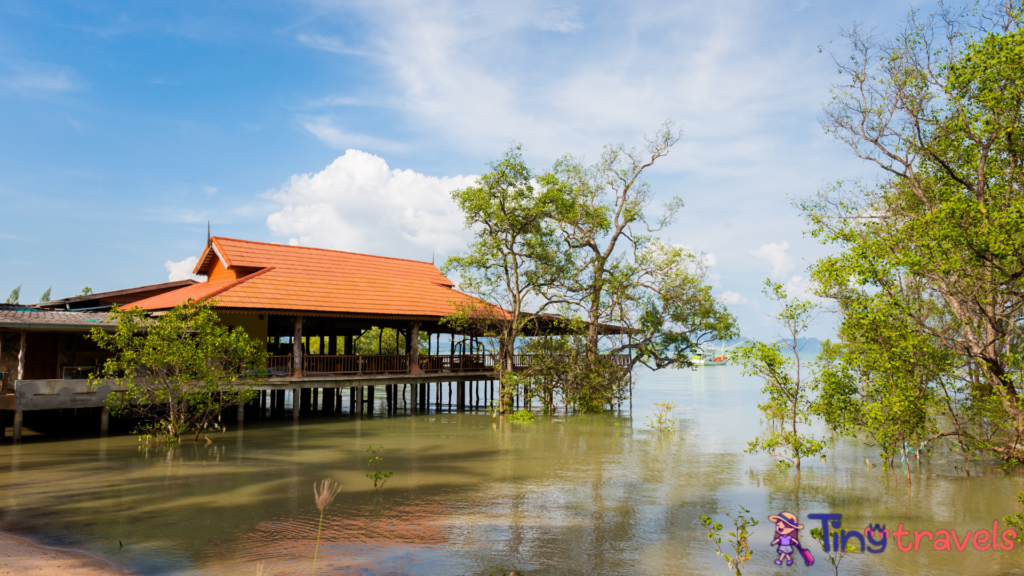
692;344;729;366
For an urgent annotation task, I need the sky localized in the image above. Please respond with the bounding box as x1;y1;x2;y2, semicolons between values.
0;0;915;340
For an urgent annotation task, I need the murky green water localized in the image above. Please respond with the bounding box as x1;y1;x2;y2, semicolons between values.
2;366;1023;575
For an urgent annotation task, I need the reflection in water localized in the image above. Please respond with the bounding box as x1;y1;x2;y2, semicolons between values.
0;366;1022;575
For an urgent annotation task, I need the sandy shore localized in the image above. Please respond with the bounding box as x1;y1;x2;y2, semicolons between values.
0;532;132;575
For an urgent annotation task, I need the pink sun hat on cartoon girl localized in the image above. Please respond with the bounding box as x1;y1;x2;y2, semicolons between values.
769;512;804;530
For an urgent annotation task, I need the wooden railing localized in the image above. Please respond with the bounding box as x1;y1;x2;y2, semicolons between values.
263;353;630;377
301;355;409;375
266;356;293;377
419;354;493;373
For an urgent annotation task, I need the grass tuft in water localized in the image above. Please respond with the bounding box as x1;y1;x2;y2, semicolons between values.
311;479;341;575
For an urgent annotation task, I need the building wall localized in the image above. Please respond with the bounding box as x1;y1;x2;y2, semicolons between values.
216;312;268;346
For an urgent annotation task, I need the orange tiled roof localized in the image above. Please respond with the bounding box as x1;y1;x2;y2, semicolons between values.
126;237;497;319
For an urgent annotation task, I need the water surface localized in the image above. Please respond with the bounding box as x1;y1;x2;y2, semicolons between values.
1;366;1022;575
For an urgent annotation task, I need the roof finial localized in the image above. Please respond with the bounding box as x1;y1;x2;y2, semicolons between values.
207;221;211;246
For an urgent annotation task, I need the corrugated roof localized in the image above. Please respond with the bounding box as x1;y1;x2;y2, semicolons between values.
127;237;501;319
0;308;117;331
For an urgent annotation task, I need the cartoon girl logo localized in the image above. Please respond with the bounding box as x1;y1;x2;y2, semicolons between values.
769;512;814;567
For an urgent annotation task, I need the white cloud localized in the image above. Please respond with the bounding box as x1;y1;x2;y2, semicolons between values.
676;243;720;286
719;291;748;305
295;34;375;57
300;116;408;152
751;241;794;278
784;275;823;303
1;63;83;98
203;184;218;194
534;7;584;33
165;257;201;281
264;149;476;258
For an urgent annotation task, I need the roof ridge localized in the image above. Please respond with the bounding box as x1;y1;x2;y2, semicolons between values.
199;266;275;302
211;236;438;267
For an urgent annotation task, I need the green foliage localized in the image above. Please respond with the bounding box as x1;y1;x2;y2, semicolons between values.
443;144;565;413
646;401;676;433
38;287;51;303
700;505;758;576
80;286;93;295
810;526;858;576
734;282;828;470
445;129;737;414
509;409;535;422
88;299;266;442
352;327;407;355
1005;491;1024;543
538;122;738;370
515;316;631;414
5;285;20;304
365;445;394;500
807;3;1024;465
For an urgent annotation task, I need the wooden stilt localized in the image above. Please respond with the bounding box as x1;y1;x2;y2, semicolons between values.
293;388;300;422
355;386;364;419
100;407;109;437
237;397;245;423
13;410;23;443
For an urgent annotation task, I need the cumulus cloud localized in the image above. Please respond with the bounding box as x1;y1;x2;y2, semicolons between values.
751;241;794;278
719;291;748;305
264;150;476;258
165;257;201;281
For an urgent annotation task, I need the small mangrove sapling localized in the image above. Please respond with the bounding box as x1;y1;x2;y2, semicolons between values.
700;505;758;576
646;401;676;433
366;445;394;513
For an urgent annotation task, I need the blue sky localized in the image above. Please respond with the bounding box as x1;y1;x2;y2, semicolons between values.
0;0;912;339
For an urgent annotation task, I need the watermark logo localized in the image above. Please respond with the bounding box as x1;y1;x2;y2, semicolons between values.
769;512;814;566
806;513;1017;553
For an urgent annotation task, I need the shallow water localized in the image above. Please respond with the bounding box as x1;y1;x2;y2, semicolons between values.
1;366;1023;575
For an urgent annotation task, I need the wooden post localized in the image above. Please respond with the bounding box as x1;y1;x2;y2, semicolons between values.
349;387;356;415
13;410;23;443
457;380;465;412
355;386;363;419
17;331;26;382
312;388;319;413
292;388;300;422
238;396;245;423
408;322;421;377
410;377;418;414
367;386;375;416
323;388;334;415
292;317;304;377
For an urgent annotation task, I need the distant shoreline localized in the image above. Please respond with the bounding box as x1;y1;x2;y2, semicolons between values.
0;530;133;575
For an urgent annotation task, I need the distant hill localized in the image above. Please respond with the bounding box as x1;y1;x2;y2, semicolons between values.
777;337;822;354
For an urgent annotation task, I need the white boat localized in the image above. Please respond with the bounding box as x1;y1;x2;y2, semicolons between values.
692;344;729;366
